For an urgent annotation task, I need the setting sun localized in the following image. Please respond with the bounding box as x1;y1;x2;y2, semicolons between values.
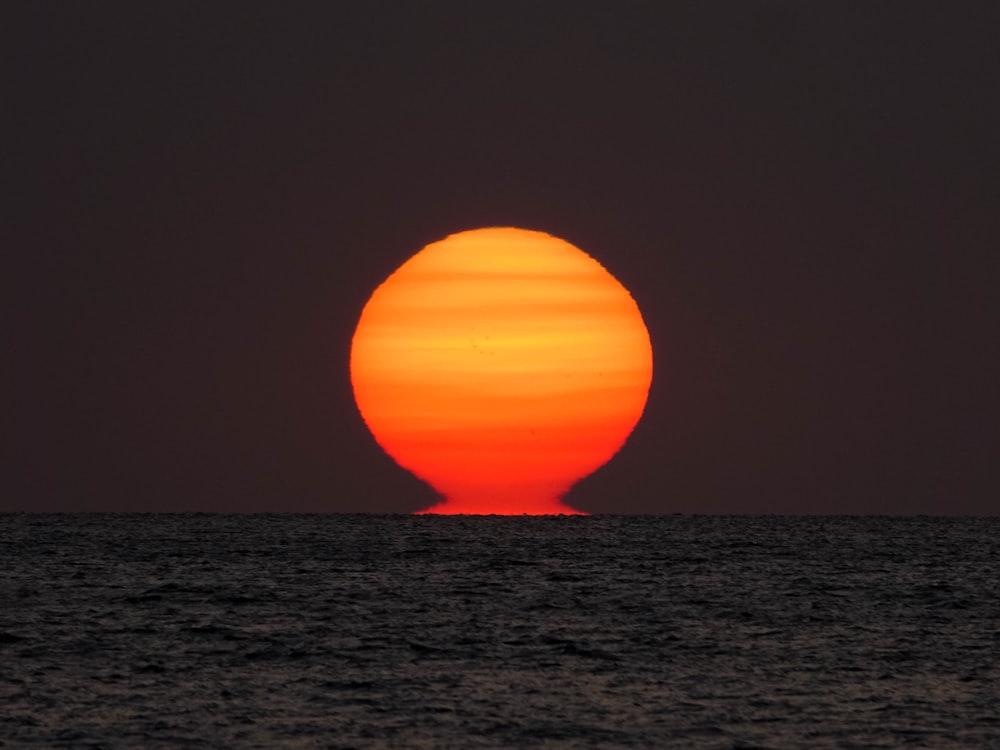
350;227;653;514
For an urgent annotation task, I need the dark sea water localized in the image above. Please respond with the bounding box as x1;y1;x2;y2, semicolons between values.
1;514;998;749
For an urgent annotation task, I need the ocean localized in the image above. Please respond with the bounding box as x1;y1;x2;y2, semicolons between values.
1;514;997;748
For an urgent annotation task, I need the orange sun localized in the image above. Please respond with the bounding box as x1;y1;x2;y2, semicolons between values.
350;227;653;514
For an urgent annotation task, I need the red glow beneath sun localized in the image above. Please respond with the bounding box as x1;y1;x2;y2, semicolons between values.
414;492;585;516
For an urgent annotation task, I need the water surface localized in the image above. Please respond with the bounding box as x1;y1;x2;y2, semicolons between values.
2;514;997;748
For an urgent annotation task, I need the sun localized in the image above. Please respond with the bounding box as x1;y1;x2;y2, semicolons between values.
350;227;653;514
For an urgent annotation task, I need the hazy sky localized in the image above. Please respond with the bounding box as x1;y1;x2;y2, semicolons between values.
5;2;998;514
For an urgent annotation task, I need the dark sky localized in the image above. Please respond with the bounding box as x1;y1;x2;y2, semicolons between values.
4;2;998;514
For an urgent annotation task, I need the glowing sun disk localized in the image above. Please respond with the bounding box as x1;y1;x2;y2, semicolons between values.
350;227;653;515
